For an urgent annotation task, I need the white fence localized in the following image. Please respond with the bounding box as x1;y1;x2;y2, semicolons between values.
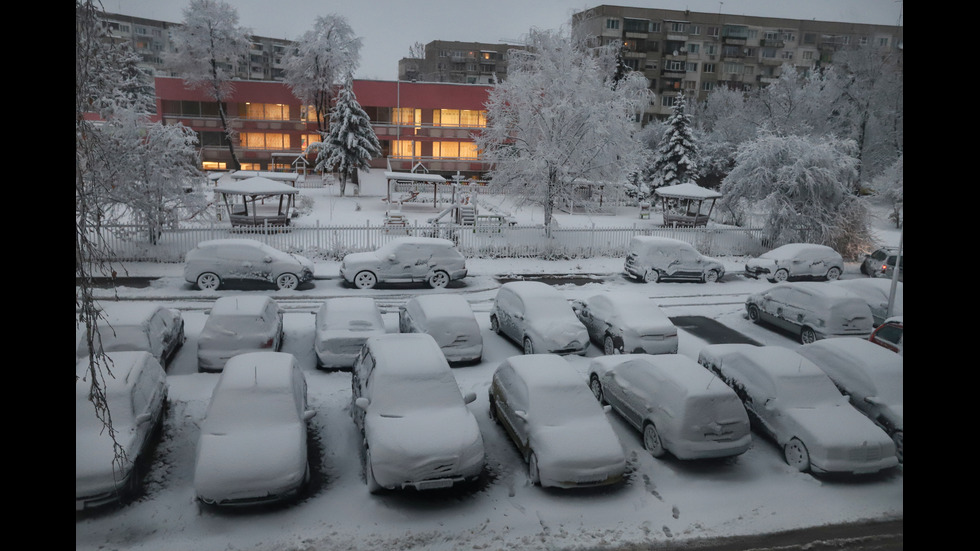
87;221;767;263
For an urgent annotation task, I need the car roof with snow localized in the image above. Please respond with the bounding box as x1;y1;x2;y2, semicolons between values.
209;296;279;317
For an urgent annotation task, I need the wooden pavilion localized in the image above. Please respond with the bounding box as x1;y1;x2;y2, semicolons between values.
213;176;299;227
654;182;723;228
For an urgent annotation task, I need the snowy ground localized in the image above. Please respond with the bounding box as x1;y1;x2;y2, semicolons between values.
76;170;903;551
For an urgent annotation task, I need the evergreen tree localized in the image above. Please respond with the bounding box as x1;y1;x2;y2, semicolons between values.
307;77;381;196
644;93;701;193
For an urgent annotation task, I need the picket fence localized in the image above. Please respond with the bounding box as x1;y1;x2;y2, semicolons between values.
89;220;768;263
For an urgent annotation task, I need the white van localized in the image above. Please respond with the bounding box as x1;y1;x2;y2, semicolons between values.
624;236;725;283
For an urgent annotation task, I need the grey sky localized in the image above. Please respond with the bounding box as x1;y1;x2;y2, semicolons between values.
104;0;903;81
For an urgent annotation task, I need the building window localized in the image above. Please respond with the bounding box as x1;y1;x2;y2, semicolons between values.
687;43;699;54
301;133;321;150
781;50;794;59
762;48;777;59
724;62;741;74
802;51;813;60
666;59;684;71
702;63;715;73
764;31;779;41
670;22;686;33
661;95;677;107
878;37;890;47
690;25;700;35
859;36;869;46
391;140;420;158
198;131;229;147
624;18;649;33
747;30;758;39
433;141;459;159
606;19;620;30
645;60;659;71
240;132;290;150
782;32;796;42
683;80;697;90
202;161;227;170
685;62;698;72
705;44;717;56
701;81;713;92
650;22;661;32
244;102;290;120
394;107;420;126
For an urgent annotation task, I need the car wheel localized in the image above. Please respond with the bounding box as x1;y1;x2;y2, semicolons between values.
784;438;811;472
643;423;666;458
589;375;605;404
643;269;660;283
800;327;817;344
860;262;870;276
747;304;761;323
893;431;903;463
703;270;719;283
427;270;450;288
488;394;500;423
603;335;619;355
354;271;377;289
276;272;299;290
528;452;541;486
364;445;382;494
772;269;789;283
196;272;220;291
490;314;500;334
523;337;534;355
825;267;842;281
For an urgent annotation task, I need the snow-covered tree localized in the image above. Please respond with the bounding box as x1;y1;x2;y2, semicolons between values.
283;15;362;132
643;93;701;193
870;153;903;228
476;28;652;231
719;133;872;257
165;0;251;170
306;77;381;196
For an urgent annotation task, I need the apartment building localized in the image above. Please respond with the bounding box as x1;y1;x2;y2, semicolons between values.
398;40;524;84
571;5;903;120
154;77;491;177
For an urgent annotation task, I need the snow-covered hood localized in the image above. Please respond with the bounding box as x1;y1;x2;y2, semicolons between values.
528;316;588;348
785;404;893;449
745;257;778;271
366;407;482;463
288;253;315;271
342;251;380;269
76;425;137;496
531;416;625;469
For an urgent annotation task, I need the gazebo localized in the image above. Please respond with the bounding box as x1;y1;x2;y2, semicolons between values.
214;176;299;227
383;171;448;209
654;182;723;228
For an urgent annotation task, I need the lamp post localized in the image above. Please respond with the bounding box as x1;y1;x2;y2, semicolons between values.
886;226;903;317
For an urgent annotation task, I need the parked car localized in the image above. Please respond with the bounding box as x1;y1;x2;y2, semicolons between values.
489;281;589;355
75;302;185;368
339;236;468;289
193;352;317;507
830;278;903;326
588;354;751;460
351;334;485;493
313;297;387;370
860;246;900;278
744;243;845;283
76;351;168;511
869;316;903;356
697;344;898;475
183;238;315;291
571;292;678;355
624;236;725;283
882;254;904;282
745;282;874;344
797;338;903;463
489;354;626;488
197;296;284;372
398;294;483;365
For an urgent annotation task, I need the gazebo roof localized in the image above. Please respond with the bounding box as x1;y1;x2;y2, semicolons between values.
654;182;722;200
214;176;299;195
384;171;446;183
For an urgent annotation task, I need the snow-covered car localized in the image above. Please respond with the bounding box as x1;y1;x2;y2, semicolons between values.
76;351;168;511
744;243;844;283
183;238;315;291
870;316;903;356
588;354;751;460
351;334;485;493
571;292;678;355
830;278;903;327
75;302;185;368
797;338;903;463
197;296;284;372
745;282;874;344
860;246;902;279
398;294;483;365
489;354;626;488
697;344;898;474
624;236;725;283
193;352;316;507
339;236;467;289
489;281;589;355
313;297;386;370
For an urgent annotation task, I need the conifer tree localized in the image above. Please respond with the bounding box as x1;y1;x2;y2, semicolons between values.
644;93;701;193
307;77;381;196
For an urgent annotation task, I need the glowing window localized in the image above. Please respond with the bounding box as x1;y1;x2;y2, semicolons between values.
391;140;420;158
244;102;290;120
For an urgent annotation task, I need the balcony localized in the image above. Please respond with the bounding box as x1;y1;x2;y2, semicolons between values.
759;39;785;48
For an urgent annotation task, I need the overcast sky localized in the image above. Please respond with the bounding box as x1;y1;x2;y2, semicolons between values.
104;0;903;81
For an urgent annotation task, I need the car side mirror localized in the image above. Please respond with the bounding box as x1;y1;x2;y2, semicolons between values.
263;256;274;263
355;397;370;411
387;254;397;262
135;413;152;425
463;392;477;405
303;409;317;421
603;404;613;414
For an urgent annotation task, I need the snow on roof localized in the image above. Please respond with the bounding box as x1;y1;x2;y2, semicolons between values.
654;182;722;199
503;354;581;389
383;171;447;183
94;302;165;325
210;296;278;316
230;170;299;182
761;243;836;258
75;351;151;394
214;176;299;195
219;352;294;391
365;334;449;375
410;294;473;318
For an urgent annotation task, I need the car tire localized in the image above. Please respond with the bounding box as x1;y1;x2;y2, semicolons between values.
528;452;541;486
800;327;817;344
603;334;619;355
589;375;605;404
784;438;811;472
427;270;450;289
196;272;220;291
747;304;761;323
643;423;666;458
523;337;534;355
644;269;660;283
276;272;299;290
825;267;842;281
490;314;500;334
488;394;500;424
365;445;383;494
772;269;789;283
703;270;720;283
354;271;378;289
